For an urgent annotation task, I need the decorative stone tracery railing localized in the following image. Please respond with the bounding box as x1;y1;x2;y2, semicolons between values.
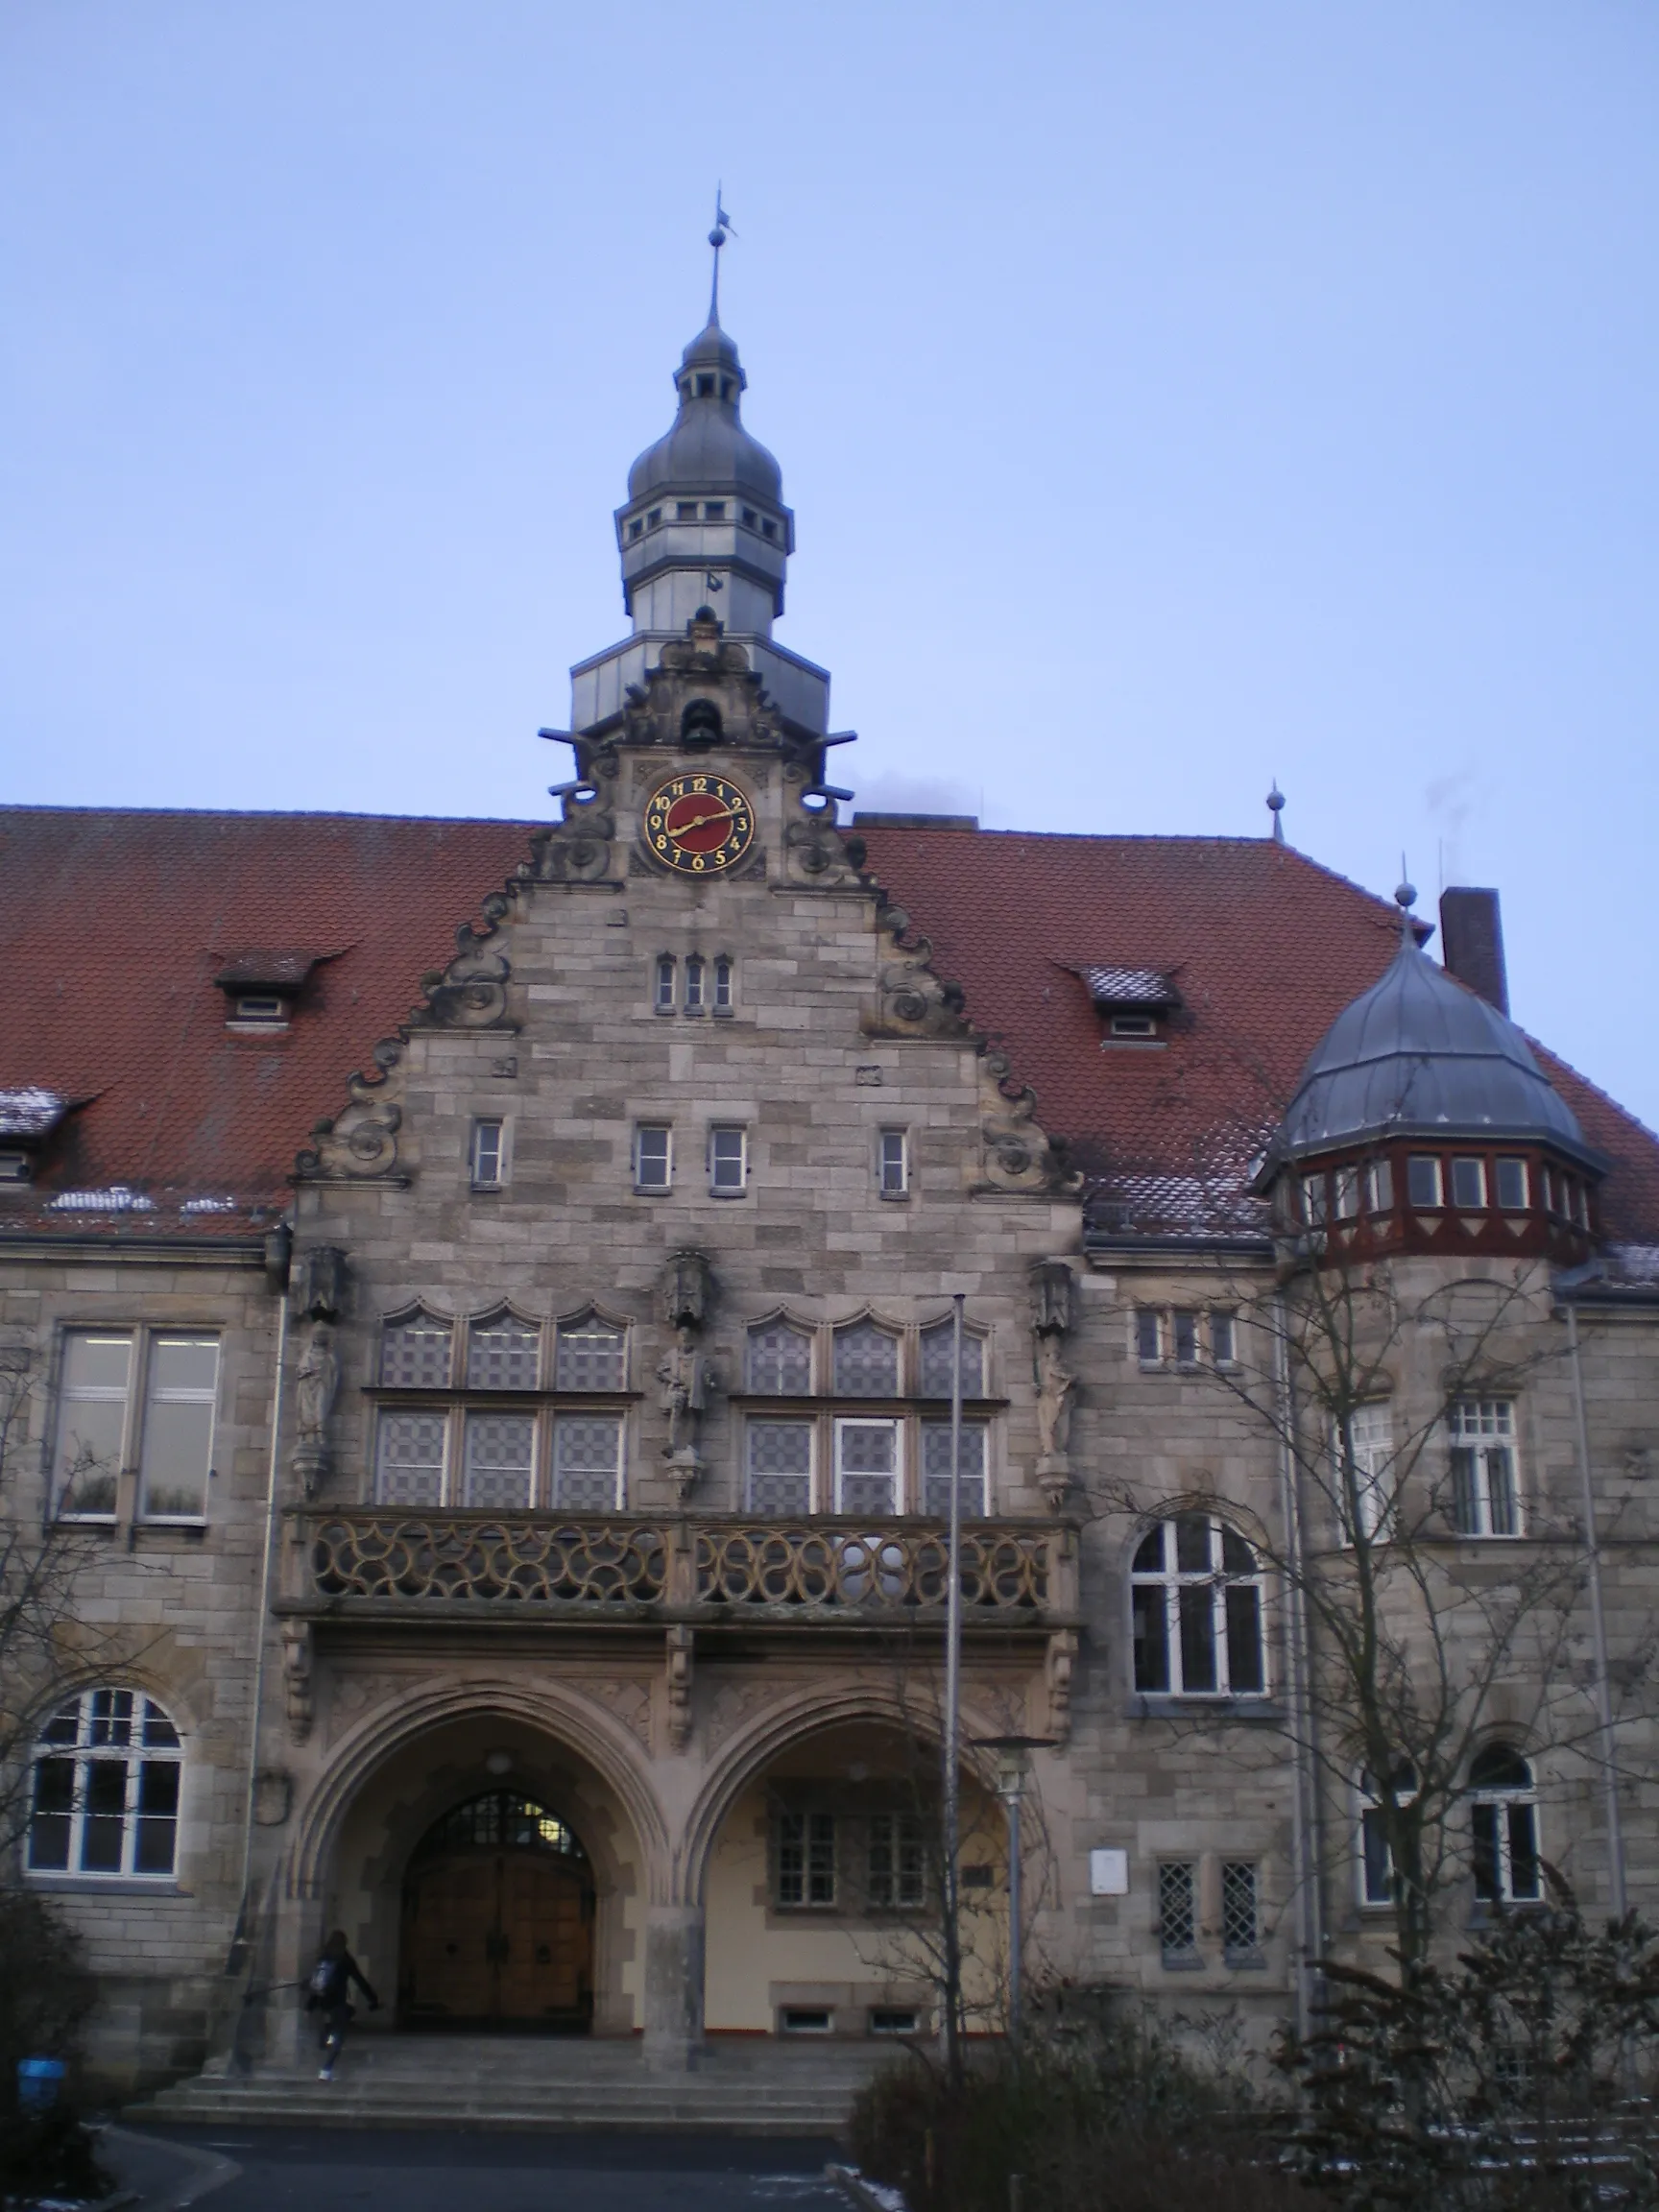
287;1510;1074;1624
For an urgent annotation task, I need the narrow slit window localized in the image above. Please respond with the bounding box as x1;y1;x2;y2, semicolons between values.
712;956;733;1011
878;1130;908;1197
685;955;706;1012
1159;1862;1198;1962
655;956;677;1014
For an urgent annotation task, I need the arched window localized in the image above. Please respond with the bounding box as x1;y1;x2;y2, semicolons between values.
554;1315;626;1392
1358;1763;1419;1906
1130;1514;1266;1697
467;1312;541;1391
919;1320;984;1399
1469;1747;1540;1904
746;1321;813;1395
832;1320;900;1397
28;1689;182;1879
380;1311;452;1388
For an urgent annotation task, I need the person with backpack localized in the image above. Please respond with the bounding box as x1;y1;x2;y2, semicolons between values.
304;1928;380;2080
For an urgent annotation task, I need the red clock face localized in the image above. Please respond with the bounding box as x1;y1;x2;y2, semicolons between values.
643;775;756;875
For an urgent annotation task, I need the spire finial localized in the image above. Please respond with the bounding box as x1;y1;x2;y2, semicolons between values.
1266;781;1286;845
708;188;734;325
1395;860;1418;946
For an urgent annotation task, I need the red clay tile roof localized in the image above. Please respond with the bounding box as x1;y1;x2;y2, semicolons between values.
3;805;1655;1243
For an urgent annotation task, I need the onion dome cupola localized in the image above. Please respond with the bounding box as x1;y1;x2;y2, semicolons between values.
1262;884;1607;1258
568;221;829;744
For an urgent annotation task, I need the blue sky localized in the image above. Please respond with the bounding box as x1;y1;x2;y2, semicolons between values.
4;1;1656;1128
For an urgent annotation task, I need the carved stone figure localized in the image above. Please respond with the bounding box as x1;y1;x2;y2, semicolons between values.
1030;1258;1076;1508
657;1340;714;1501
1034;1332;1075;1462
291;1319;339;1497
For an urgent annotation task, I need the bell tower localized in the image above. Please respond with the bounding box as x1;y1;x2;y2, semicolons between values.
567;220;831;745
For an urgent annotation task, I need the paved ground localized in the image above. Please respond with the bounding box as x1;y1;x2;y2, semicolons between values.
112;2125;854;2212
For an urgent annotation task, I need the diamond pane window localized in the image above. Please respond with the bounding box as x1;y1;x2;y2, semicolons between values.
921;1423;987;1518
380;1314;453;1389
374;1412;447;1505
1159;1861;1197;1961
552;1412;621;1510
463;1413;536;1509
833;1320;900;1397
746;1321;813;1395
1221;1861;1260;1959
919;1322;983;1399
467;1314;541;1391
555;1317;626;1392
746;1420;812;1515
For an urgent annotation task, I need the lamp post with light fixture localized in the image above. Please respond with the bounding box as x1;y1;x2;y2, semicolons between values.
972;1734;1054;2045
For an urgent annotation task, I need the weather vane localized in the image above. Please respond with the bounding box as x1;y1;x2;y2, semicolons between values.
708;187;735;324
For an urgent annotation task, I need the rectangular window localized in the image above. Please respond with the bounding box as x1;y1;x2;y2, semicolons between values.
232;993;286;1024
1210;1312;1237;1367
463;1412;535;1510
777;1811;836;1907
470;1118;505;1190
1172;1310;1199;1366
374;1410;447;1506
746;1420;813;1516
1300;1174;1328;1228
835;1418;901;1516
1334;1166;1360;1221
1451;1156;1487;1210
1221;1861;1260;1960
137;1335;219;1519
1339;1403;1395;1541
878;1130;908;1197
551;1412;622;1511
867;1815;926;1910
1473;1796;1542;1906
1135;1310;1163;1366
704;500;725;519
709;1126;748;1195
1158;1862;1198;1963
685;955;706;1011
1449;1400;1520;1537
635;1124;672;1191
1366;1159;1395;1214
712;955;733;1011
1496;1157;1529;1211
53;1332;132;1518
1407;1154;1443;1209
921;1423;988;1518
655;955;677;1013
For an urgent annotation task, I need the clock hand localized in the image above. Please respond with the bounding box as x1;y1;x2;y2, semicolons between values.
676;803;737;832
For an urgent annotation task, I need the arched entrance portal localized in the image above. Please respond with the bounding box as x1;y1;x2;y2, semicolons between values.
399;1791;593;2031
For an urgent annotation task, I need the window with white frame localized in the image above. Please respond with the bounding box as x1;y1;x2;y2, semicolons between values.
867;1814;926;1909
655;955;676;1013
27;1690;181;1880
1336;1402;1395;1541
709;1125;748;1195
1135;1309;1162;1365
635;1124;672;1191
1221;1860;1261;1961
1130;1515;1266;1697
834;1320;901;1397
919;1320;983;1398
470;1118;506;1190
712;955;733;1012
746;1419;813;1514
1495;1157;1529;1211
834;1418;901;1515
1171;1310;1200;1366
776;1811;836;1907
746;1320;813;1394
467;1312;540;1390
921;1422;987;1518
52;1330;220;1523
551;1413;622;1510
1134;1309;1233;1373
1451;1156;1487;1210
685;954;706;1012
1365;1159;1395;1214
1469;1747;1541;1905
1358;1763;1419;1907
878;1130;908;1197
1407;1154;1443;1209
1211;1311;1237;1367
1300;1173;1329;1229
1334;1166;1361;1221
1158;1861;1198;1963
1449;1400;1520;1536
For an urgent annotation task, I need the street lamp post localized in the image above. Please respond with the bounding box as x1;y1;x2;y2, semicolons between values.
973;1734;1055;2046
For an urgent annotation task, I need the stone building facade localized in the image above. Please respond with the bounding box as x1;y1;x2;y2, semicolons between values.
2;294;1657;2099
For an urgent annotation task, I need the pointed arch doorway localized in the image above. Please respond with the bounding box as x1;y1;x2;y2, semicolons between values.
399;1791;594;2031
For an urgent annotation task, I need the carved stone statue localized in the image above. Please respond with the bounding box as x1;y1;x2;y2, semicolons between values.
1033;1332;1075;1461
659;1251;717;1501
291;1318;338;1497
1029;1258;1076;1510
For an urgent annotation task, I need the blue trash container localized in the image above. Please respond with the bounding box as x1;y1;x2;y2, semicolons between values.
17;2056;66;2110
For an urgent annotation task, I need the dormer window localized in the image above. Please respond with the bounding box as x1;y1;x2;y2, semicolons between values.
215;949;322;1031
0;1148;30;1183
1079;965;1181;1045
1109;1014;1156;1039
232;994;287;1028
0;1088;75;1184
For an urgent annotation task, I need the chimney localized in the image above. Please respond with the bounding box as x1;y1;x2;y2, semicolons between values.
1439;887;1509;1014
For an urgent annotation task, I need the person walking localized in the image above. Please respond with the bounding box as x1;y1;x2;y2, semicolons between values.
305;1928;379;2080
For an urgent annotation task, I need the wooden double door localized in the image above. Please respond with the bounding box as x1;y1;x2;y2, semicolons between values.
400;1848;593;2028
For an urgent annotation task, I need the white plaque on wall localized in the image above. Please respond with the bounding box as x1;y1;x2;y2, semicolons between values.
1089;1847;1129;1896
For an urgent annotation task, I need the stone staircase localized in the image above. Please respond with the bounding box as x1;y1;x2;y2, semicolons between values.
132;2032;894;2134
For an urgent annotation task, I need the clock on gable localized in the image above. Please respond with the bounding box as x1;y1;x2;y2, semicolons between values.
642;773;757;876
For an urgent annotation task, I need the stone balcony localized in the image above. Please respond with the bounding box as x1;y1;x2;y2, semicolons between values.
278;1509;1078;1632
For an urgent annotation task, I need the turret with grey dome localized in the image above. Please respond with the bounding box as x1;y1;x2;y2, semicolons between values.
567;282;830;741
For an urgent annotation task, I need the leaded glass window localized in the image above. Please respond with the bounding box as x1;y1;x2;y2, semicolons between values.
375;1411;446;1505
467;1313;541;1391
921;1423;987;1517
552;1412;621;1510
555;1316;626;1392
919;1321;983;1399
746;1321;813;1395
463;1412;535;1509
746;1420;812;1515
380;1313;453;1389
832;1320;900;1397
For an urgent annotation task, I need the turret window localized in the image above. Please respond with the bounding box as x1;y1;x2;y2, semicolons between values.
1407;1155;1443;1208
695;373;715;397
761;518;777;540
1496;1158;1529;1210
741;506;757;528
647;507;661;528
1451;1157;1487;1209
1366;1160;1394;1213
676;500;698;519
628;518;643;541
704;501;725;520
